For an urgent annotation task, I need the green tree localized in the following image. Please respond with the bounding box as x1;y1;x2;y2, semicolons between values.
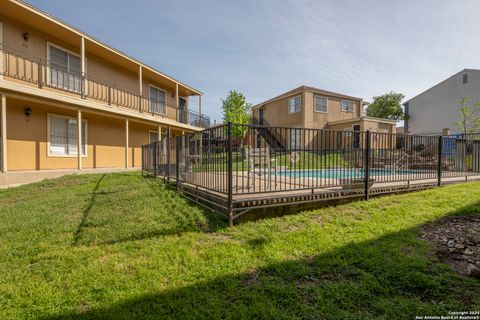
452;98;480;135
221;90;252;138
366;92;408;121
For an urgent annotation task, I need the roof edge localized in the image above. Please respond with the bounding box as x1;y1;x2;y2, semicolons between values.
252;85;363;109
404;68;480;105
327;116;397;126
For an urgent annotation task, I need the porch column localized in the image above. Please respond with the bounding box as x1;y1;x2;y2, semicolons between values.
175;83;179;108
1;95;7;173
77;109;82;170
138;65;143;112
125;119;129;168
175;83;179;121
158;126;162;140
80;36;86;98
199;95;202;123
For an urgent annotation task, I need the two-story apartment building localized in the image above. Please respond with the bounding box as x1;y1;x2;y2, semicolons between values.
0;0;209;173
252;86;396;148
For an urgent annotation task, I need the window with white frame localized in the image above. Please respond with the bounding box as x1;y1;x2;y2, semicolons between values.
288;96;301;113
149;86;166;114
49;114;87;156
48;44;81;92
341;100;354;112
314;95;328;112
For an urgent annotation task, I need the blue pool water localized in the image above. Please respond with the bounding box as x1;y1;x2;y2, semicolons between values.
275;168;433;179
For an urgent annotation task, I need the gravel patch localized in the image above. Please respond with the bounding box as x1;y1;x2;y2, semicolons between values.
421;216;480;277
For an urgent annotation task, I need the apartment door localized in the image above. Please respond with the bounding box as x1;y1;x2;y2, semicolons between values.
179;98;187;124
353;125;361;149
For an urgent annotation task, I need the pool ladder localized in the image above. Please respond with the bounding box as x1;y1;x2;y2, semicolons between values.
393;154;410;173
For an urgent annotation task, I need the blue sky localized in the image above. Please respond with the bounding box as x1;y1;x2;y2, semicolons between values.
27;0;480;122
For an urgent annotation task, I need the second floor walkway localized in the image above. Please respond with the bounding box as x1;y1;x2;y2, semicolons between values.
0;44;211;129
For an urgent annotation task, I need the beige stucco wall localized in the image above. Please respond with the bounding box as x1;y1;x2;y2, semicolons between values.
5;97;158;171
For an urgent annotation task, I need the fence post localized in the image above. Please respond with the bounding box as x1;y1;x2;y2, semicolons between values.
227;122;234;226
153;141;157;178
166;127;171;183
437;135;443;186
176;136;180;190
364;130;371;200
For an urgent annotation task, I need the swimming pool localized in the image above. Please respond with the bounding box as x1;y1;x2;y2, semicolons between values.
275;168;434;179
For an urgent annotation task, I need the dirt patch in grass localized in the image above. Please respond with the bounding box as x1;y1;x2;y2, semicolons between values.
421;216;480;277
241;269;262;287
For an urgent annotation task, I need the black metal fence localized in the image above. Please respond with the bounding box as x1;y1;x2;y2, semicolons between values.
142;123;480;223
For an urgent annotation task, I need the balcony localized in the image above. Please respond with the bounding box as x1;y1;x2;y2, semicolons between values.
0;45;210;128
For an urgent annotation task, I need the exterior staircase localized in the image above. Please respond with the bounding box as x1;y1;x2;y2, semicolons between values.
251;116;287;151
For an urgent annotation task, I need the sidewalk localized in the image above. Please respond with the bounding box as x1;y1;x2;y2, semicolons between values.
0;167;139;189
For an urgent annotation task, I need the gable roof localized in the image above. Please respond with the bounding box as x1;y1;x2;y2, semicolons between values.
404;69;480;105
253;85;362;108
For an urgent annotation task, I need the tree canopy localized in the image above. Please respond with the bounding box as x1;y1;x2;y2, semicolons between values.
452;98;480;135
365;92;408;121
221;90;252;137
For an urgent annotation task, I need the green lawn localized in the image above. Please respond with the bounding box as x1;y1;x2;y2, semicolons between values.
0;172;479;319
274;151;347;169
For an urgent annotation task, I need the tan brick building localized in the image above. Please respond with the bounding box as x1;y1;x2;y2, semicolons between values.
252;86;396;149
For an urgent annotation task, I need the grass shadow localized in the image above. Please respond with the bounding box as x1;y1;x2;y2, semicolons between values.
72;174;106;245
73;173;227;247
44;203;480;319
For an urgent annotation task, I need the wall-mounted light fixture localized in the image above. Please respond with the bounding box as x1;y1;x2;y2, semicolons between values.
22;32;30;47
24;107;32;118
